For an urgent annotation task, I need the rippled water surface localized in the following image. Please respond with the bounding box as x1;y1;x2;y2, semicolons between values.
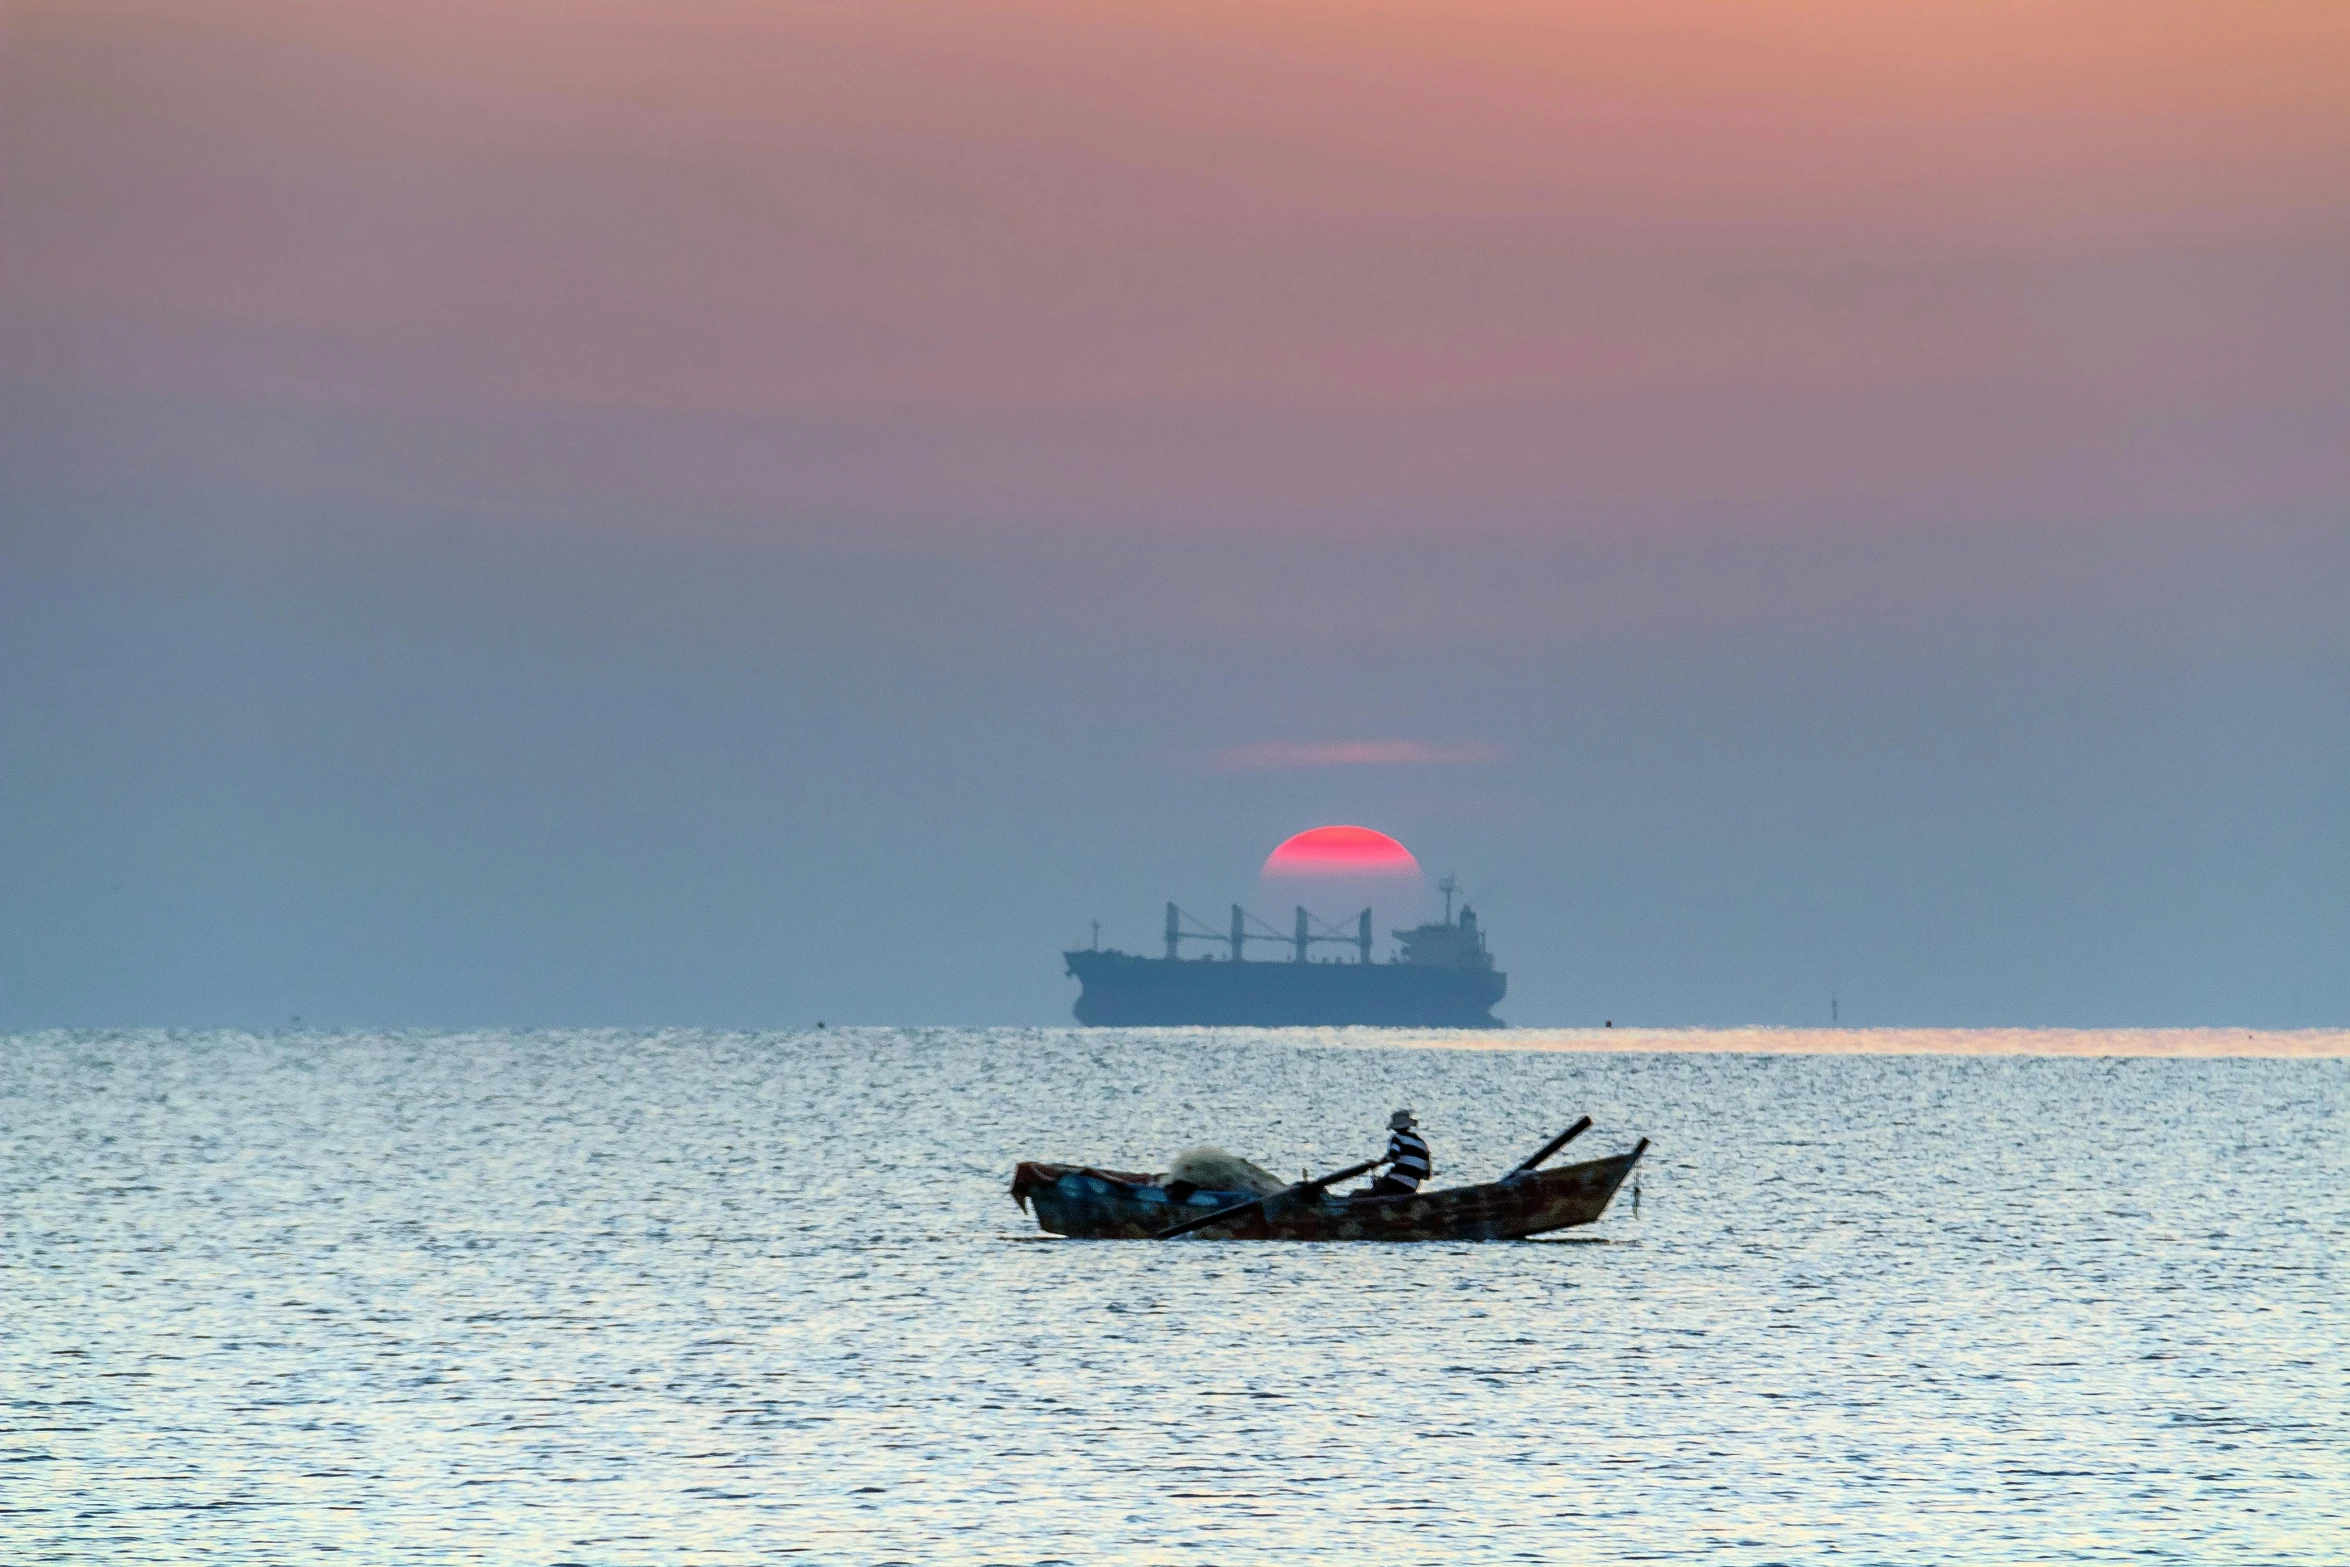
6;1028;2345;1563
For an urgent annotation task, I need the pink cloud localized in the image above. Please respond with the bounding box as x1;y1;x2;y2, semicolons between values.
1212;739;1503;773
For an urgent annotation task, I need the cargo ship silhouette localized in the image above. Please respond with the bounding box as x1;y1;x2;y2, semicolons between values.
1065;876;1505;1027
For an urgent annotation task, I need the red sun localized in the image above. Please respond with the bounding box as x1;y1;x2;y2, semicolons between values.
1261;824;1422;879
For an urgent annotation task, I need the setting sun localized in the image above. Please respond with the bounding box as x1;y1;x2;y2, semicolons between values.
1262;825;1422;879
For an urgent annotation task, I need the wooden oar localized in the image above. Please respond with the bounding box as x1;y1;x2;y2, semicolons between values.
1153;1158;1382;1240
1506;1116;1593;1176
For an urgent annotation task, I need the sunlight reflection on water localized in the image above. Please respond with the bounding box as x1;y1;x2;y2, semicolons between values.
6;1028;2344;1563
1358;1025;2350;1057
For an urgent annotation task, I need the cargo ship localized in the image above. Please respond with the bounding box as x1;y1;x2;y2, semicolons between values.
1065;878;1506;1028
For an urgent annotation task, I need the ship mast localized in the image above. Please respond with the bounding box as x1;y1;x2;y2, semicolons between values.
1439;874;1458;924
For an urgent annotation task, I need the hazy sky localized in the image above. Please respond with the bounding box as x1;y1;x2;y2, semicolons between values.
4;1;2346;1026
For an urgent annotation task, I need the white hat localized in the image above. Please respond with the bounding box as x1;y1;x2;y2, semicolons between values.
1389;1107;1417;1129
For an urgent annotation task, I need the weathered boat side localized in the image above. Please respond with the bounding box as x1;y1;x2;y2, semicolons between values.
1011;1146;1645;1242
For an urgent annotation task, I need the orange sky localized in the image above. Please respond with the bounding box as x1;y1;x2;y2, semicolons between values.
6;0;2347;533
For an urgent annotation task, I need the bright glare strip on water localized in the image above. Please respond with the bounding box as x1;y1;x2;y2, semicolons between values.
1304;1026;2350;1058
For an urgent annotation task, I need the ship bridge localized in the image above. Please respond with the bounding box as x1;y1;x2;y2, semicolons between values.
1393;878;1494;970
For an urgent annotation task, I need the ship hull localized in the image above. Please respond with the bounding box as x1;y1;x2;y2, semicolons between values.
1064;949;1505;1028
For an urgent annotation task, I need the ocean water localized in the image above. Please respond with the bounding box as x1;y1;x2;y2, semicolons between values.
5;1027;2344;1564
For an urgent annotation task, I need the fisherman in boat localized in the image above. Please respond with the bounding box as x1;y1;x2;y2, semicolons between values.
1362;1108;1432;1198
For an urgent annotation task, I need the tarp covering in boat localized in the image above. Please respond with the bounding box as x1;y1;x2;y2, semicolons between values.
1163;1145;1286;1196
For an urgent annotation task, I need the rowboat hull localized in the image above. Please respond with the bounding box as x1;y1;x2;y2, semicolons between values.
1011;1145;1645;1241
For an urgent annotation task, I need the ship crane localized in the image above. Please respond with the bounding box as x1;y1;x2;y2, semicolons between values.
1165;902;1374;963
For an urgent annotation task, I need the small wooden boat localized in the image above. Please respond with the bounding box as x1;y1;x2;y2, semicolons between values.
1011;1132;1647;1242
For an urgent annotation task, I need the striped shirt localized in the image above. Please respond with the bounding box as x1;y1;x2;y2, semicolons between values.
1384;1127;1432;1191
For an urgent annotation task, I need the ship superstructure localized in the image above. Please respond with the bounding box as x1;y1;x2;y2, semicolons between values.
1064;877;1506;1027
